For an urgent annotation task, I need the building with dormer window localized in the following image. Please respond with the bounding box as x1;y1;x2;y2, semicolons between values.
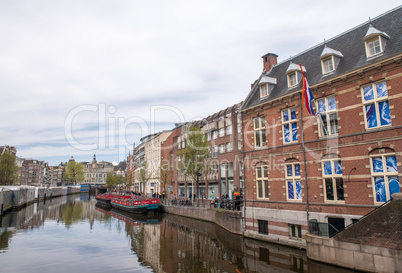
240;6;402;248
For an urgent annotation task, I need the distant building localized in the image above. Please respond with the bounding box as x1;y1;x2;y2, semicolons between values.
126;147;135;191
81;155;113;185
144;131;171;195
133;141;146;193
20;159;49;186
0;145;17;156
114;160;127;177
48;163;68;186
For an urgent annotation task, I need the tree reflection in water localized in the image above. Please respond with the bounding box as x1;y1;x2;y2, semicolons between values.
1;196;357;273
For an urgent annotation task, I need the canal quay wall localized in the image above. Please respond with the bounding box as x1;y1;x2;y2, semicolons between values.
162;205;244;236
164;195;402;273
306;193;402;273
0;185;86;216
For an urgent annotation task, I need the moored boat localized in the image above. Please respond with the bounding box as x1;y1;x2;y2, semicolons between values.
95;193;114;206
110;196;162;214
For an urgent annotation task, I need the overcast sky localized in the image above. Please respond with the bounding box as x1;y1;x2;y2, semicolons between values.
1;1;400;166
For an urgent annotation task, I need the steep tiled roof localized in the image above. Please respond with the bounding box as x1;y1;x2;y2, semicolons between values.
241;6;402;111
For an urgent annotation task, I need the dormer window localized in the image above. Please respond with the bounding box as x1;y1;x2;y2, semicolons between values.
286;63;305;89
364;24;389;59
322;57;334;74
258;75;277;99
260;84;268;98
367;37;381;56
320;46;343;75
288;72;297;87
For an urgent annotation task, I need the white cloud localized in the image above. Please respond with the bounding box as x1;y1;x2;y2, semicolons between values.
1;0;400;165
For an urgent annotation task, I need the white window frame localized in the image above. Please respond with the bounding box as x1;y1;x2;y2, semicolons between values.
226;125;232;136
370;153;400;204
285;163;302;201
365;36;383;58
212;130;218;140
254;117;267;149
287;72;297;88
226;142;233;153
260;84;268;98
322;159;344;203
321;56;334;74
256;164;269;199
219;127;225;138
282;108;298;144
237;116;242;134
317;96;338;137
212;146;218;158
361;81;391;130
219;144;225;154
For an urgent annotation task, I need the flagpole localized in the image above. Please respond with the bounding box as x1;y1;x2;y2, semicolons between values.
299;64;311;233
299;91;311;233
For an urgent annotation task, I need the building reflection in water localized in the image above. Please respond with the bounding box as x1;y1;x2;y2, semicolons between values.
1;197;357;273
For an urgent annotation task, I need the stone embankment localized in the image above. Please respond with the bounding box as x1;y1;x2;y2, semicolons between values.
164;194;402;273
0;185;85;216
163;204;243;235
306;193;402;273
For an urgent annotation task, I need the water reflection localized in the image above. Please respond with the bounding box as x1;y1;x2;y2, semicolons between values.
0;196;359;273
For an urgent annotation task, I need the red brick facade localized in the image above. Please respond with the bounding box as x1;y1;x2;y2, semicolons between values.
240;9;402;247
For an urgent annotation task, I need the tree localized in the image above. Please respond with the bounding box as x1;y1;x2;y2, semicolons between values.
106;172;127;190
115;174;126;185
178;125;210;198
137;161;152;193
126;170;134;189
0;151;19;185
105;172;116;188
159;160;171;194
64;161;84;185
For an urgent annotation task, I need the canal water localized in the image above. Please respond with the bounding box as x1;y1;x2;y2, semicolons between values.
0;195;360;273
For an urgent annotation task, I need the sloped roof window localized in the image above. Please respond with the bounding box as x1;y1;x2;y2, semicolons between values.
286;63;305;89
259;76;277;99
364;24;390;59
320;46;343;75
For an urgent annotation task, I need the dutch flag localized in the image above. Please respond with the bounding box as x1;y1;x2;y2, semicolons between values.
303;76;315;116
299;64;315;116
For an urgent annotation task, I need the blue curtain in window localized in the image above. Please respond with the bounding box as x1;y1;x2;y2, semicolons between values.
288;182;294;199
296;181;302;199
365;104;377;128
284;124;290;142
379;101;391;126
375;177;386;202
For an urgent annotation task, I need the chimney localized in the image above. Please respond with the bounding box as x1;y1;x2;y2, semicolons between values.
262;53;278;72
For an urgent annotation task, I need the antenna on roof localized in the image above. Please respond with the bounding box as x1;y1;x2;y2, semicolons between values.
324;38;327;46
369;16;372;24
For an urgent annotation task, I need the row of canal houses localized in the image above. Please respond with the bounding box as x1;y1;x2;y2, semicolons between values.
127;7;402;248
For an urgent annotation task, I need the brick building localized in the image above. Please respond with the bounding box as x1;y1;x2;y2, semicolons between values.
20;159;49;186
126;146;135;191
194;103;243;199
48;163;68;186
161;103;243;200
160;123;189;198
240;7;402;248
